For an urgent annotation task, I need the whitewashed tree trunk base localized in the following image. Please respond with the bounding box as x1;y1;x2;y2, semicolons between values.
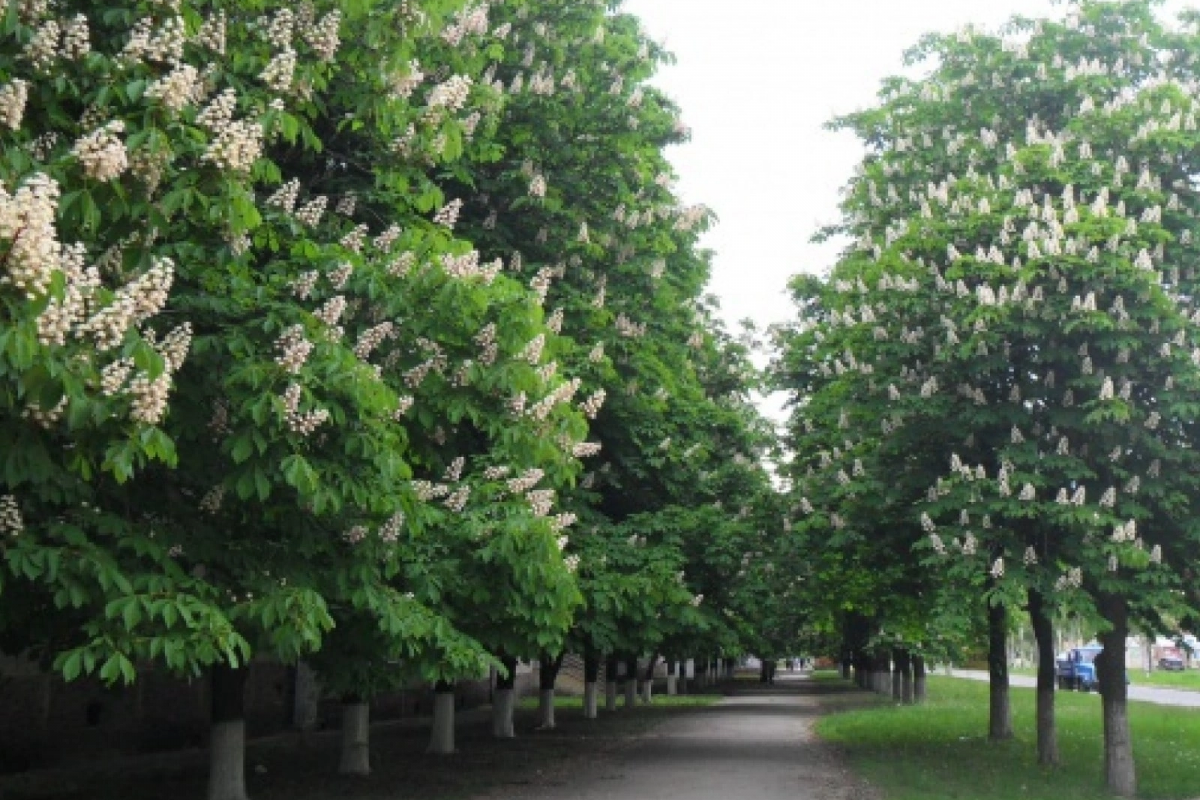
666;675;677;696
583;682;598;719
641;680;652;704
537;689;555;729
207;720;249;800
605;681;618;712
624;680;637;708
492;688;515;738
338;702;371;776
427;693;456;754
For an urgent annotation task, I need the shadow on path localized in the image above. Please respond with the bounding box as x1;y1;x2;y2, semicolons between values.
487;674;880;800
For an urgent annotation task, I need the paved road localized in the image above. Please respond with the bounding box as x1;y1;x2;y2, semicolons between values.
950;668;1200;708
509;676;876;800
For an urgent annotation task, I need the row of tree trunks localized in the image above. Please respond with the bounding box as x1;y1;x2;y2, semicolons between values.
843;648;925;707
207;651;723;799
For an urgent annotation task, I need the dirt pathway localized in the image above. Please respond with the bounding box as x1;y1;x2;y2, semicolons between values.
487;676;878;800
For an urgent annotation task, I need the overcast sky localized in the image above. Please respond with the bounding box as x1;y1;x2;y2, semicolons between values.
621;0;1190;420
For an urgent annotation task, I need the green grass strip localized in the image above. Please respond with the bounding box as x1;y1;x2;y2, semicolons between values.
817;676;1200;800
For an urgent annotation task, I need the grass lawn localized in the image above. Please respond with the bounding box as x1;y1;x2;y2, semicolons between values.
817;676;1200;800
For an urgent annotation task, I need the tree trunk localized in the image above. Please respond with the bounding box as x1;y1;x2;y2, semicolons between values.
666;660;678;696
642;655;657;703
207;664;249;800
537;654;562;729
623;656;638;707
891;648;903;701
914;655;927;703
1029;590;1060;767
1099;593;1136;797
988;601;1014;741
605;654;619;711
292;661;320;731
427;683;455;754
897;650;914;704
493;656;518;738
338;700;371;776
583;652;600;719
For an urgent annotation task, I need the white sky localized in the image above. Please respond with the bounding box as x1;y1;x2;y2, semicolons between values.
622;0;1190;421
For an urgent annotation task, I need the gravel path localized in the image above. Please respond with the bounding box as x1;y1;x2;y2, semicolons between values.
487;675;878;800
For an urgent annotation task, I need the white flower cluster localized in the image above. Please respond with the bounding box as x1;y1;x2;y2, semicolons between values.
518;334;545;365
79;257;174;350
124;15;187;64
314;295;346;327
195;11;227;54
154;323;192;372
379;511;404;543
24;19;59;72
72;121;129;182
1055;567;1083;591
305;10;342;61
444;486;470;513
202;119;264;173
433;198;463;228
442;456;465;482
615;314;647;338
261;50;297;94
426;75;473;114
296;196;327;227
275;325;313;373
145;64;201;112
550;513;576;533
526;378;579;421
0;80;29;130
374;225;401;250
529;174;547;198
282;383;329;435
580;389;606;419
529;267;553;304
0;174;63;299
573;442;602;458
474;322;498;365
267;179;300;213
199;485;225;515
329;262;354;289
1112;519;1137;542
392;395;414;419
129;372;173;424
0;496;23;537
291;270;318;300
527;489;555;517
990;557;1005;578
507;468;544;494
354;322;394;361
344;525;368;545
389;61;425;99
483;466;510;480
